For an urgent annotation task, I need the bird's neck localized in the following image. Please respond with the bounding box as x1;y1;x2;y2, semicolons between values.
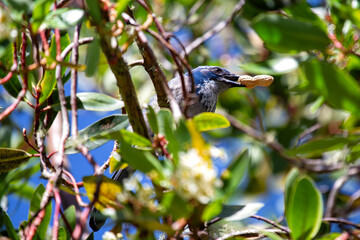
196;79;229;112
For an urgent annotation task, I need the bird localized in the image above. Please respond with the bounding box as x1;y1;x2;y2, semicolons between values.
89;66;246;231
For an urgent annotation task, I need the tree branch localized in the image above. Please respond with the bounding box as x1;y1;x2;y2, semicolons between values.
181;0;245;56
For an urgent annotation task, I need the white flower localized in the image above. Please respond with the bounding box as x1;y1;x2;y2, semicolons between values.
0;8;17;41
102;231;117;240
210;146;227;161
174;149;221;204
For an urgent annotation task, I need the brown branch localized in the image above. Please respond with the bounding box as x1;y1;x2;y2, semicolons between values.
225;113;345;173
325;167;360;218
62;170;87;206
124;10;182;120
134;0;195;117
52;189;61;240
77;144;100;172
0;71;13;84
215;228;288;240
250;215;290;234
323;217;360;229
128;59;144;68
24;180;54;240
181;0;245;56
23;128;40;153
94;14;149;139
60;37;94;60
71;24;81;137
0;31;28;121
125;11;169;109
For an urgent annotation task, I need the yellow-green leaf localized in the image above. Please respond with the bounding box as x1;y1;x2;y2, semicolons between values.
193;112;230;132
0;148;32;173
83;175;123;211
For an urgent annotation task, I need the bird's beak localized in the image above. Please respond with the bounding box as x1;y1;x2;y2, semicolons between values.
221;74;246;87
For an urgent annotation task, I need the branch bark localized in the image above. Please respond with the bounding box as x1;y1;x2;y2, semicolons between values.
99;32;150;139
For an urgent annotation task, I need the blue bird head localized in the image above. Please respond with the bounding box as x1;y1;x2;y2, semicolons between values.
190;66;244;91
168;66;246;117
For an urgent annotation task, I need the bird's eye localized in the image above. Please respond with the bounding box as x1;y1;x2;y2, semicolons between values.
214;67;222;73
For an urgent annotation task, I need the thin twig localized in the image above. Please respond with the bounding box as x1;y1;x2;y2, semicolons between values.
325;167;360;217
215;228;288;240
181;0;245;56
63;170;87;206
71;24;81;137
61;37;94;60
225;113;344;173
250;215;290;234
344;189;360;213
24;179;54;240
0;31;28;121
77;144;100;172
23;128;40;153
135;0;195;117
97;25;150;139
297;123;322;146
124;10;182;121
52;189;61;240
0;72;13;84
128;59;144;68
323;217;360;228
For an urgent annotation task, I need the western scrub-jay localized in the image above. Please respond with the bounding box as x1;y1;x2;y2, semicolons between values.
89;66;246;231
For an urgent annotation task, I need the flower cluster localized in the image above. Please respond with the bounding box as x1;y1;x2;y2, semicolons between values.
0;8;17;41
174;148;221;204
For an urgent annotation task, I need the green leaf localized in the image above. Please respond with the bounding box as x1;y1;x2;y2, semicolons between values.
164;115;181;164
260;230;284;240
315;233;341;240
146;106;159;135
286;176;323;240
252;13;330;52
50;92;124;112
157;109;175;136
95;129;152;149
40;8;84;30
302;59;360;118
39;32;71;104
8;182;36;200
284;168;300;211
221;149;249;200
28;184;52;240
2;209;19;240
85;0;101;23
65;114;129;154
289;137;352;157
0;43;22;99
59;205;76;239
0;148;32;173
217;203;264;222
120;142;164;177
193;112;230;132
31;0;53;32
284;1;326;30
85;38;100;77
58;227;67;240
240;57;300;75
202;199;223;221
2;0;32;12
115;0;131;14
83;175;122;210
118;130;152;147
161;191;193;219
60;205;77;230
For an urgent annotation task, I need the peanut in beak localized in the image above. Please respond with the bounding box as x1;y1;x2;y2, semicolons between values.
238;75;274;89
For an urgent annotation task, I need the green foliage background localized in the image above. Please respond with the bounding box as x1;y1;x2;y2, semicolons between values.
1;0;360;239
